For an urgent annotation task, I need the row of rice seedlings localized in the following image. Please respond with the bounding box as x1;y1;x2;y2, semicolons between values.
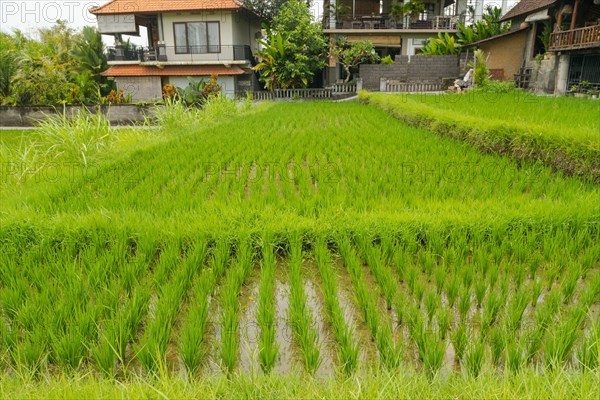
92;279;152;377
219;237;253;375
287;237;321;374
338;238;400;369
179;239;227;375
15;243;107;374
314;239;359;375
544;304;587;370
136;242;202;373
406;304;446;378
257;238;278;373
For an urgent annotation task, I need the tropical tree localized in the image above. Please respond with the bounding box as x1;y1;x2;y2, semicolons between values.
270;0;327;86
72;26;112;97
254;29;313;89
330;37;380;82
0;33;19;104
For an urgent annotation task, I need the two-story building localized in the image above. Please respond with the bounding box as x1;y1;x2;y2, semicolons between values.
91;0;262;101
322;0;469;84
467;0;599;94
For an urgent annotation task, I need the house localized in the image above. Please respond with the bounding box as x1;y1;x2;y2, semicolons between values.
467;0;600;94
90;0;262;101
322;0;470;84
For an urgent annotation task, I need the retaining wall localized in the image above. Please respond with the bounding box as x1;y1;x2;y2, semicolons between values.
0;105;155;127
359;54;471;91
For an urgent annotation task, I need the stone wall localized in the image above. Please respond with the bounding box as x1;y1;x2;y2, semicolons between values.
359;55;469;91
525;55;559;94
0;105;156;127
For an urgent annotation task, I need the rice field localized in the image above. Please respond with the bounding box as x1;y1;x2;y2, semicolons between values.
0;101;599;398
360;91;600;182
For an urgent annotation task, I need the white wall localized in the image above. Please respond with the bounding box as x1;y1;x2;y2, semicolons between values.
168;76;237;98
161;11;259;61
116;76;162;102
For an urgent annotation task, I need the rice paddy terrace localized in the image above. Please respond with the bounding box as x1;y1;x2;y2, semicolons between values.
1;99;599;397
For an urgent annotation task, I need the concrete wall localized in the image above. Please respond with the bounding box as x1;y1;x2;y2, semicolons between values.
0;105;156;127
115;76;162;102
359;55;463;90
525;54;559;94
478;30;527;81
231;12;262;54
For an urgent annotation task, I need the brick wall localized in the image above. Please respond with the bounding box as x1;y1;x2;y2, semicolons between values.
359;55;464;91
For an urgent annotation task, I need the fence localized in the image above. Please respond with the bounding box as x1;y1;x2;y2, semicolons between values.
237;82;359;101
384;81;446;93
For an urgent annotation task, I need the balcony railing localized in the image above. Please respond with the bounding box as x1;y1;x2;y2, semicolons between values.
324;15;464;30
549;25;600;51
107;45;254;63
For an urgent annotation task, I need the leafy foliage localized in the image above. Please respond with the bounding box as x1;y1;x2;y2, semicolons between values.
470;49;490;86
421;33;461;56
254;9;325;91
1;21;112;105
329;37;380;82
243;0;290;23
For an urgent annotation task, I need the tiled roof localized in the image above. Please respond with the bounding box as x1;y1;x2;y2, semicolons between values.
90;0;243;15
101;65;246;76
464;26;528;47
500;0;559;21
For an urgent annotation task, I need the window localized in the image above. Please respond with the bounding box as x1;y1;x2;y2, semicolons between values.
173;22;220;53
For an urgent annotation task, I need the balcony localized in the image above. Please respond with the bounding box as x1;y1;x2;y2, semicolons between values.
323;15;464;31
106;45;254;64
549;25;600;51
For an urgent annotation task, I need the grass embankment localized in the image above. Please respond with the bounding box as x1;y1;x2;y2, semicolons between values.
359;91;600;182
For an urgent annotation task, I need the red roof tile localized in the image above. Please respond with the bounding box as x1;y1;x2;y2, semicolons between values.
101;65;246;76
91;0;243;15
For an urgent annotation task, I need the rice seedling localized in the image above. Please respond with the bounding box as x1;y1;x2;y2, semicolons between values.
434;266;446;294
137;241;202;373
257;236;278;373
219;237;253;375
437;308;452;341
544;305;587;369
458;288;471;323
474;279;487;308
451;324;468;363
357;235;397;310
446;275;459;308
287;237;321;374
506;336;523;374
340;238;400;369
578;320;599;372
507;289;529;333
490;327;506;366
424;290;440;323
465;337;485;377
531;279;543;308
561;267;580;304
423;331;446;378
314;239;359;375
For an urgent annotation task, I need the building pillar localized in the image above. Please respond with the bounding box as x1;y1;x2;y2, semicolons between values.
554;53;570;95
380;77;387;91
474;0;484;23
